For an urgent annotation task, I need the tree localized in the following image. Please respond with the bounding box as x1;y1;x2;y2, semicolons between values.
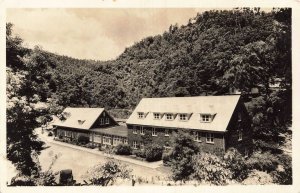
85;159;132;186
168;130;200;182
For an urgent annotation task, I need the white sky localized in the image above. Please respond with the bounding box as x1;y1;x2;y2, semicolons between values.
7;8;203;60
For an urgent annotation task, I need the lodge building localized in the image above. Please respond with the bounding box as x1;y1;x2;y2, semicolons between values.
53;108;128;147
53;95;252;155
126;95;253;155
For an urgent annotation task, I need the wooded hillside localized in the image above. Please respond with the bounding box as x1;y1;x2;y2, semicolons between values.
7;8;292;149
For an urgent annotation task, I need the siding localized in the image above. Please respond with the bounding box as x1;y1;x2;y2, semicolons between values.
127;124;225;151
225;100;253;155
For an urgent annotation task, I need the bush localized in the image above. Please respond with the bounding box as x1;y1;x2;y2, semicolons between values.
192;152;232;185
77;135;90;145
242;170;273;185
224;148;249;181
132;149;146;158
270;154;292;184
48;132;53;136
115;144;132;155
145;144;163;162
246;151;279;172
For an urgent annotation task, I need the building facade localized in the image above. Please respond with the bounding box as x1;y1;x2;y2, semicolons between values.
126;95;253;155
53;108;128;147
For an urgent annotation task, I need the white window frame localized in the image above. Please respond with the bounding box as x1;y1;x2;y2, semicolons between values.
179;114;188;121
194;131;202;142
140;142;144;150
152;127;157;136
206;133;214;144
133;141;138;149
103;136;111;145
65;131;71;137
154;113;160;120
100;118;104;125
244;148;249;158
201;114;211;122
105;118;109;124
140;126;145;135
165;113;173;120
138;112;144;119
113;137;122;146
238;129;243;141
133;126;137;134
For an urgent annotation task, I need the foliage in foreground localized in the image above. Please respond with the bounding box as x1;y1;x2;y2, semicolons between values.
168;130;200;182
85;159;132;186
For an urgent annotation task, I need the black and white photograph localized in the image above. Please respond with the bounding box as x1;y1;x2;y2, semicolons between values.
2;3;298;191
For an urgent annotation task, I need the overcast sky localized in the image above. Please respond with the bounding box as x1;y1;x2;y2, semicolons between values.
7;8;205;61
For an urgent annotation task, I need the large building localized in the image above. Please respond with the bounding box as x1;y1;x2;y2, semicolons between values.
53;108;128;147
126;95;252;155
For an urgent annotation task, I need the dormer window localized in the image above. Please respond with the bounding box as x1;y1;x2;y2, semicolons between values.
165;113;174;120
179;114;188;121
200;114;213;122
78;120;85;125
138;112;145;119
153;113;160;120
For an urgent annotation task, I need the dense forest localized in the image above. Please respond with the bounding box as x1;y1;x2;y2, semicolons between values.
6;8;292;184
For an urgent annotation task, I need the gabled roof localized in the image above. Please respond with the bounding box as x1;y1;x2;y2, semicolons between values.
53;107;105;130
126;95;241;132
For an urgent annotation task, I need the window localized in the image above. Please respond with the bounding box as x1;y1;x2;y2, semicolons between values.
100;118;104;125
103;136;111;145
206;133;214;144
113;137;122;146
179;114;188;121
138;112;144;119
152;128;157;136
140;126;145;135
201;114;211;122
238;113;242;122
244;148;249;158
66;131;71;137
238;129;243;141
166;113;173;120
105;118;109;124
123;139;128;144
165;129;170;136
154;113;160;119
194;132;202;142
140;142;144;150
133;141;138;149
133;126;137;134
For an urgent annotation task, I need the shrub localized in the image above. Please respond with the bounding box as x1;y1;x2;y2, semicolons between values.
270;154;292;184
77;135;90;145
224;148;249;181
115;144;132;155
133;149;146;158
145;144;163;162
242;170;273;185
85;158;132;186
246;151;279;172
192;152;232;185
